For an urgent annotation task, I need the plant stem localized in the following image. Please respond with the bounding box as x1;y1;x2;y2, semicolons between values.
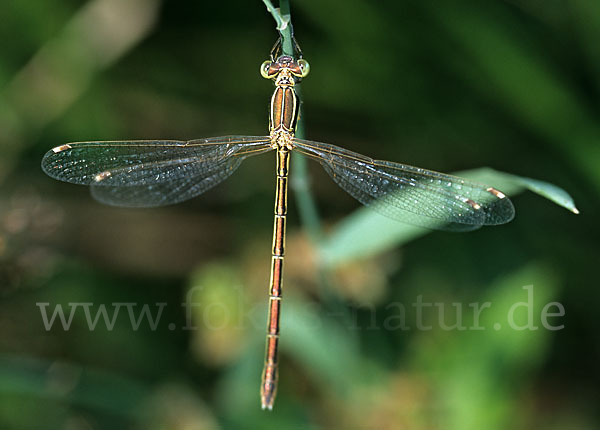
261;0;293;55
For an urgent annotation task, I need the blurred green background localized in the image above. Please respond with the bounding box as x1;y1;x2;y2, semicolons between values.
0;0;597;429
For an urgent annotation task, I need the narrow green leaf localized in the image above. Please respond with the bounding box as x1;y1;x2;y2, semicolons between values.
516;176;579;214
320;168;578;267
456;168;580;215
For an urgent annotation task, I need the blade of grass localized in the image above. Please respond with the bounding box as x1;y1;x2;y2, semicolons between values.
320;168;579;267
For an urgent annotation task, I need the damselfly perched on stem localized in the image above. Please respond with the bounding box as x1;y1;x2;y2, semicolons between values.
42;38;514;410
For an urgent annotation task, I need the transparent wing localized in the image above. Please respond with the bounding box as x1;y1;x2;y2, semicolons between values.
42;136;272;207
292;138;515;231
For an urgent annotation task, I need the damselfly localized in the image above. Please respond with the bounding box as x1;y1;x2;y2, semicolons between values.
42;39;514;410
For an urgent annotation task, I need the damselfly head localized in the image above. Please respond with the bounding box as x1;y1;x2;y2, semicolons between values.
260;56;310;81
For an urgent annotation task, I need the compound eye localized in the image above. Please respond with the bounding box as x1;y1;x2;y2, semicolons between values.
260;60;272;79
297;59;310;78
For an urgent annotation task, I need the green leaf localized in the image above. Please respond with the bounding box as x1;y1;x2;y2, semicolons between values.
319;168;578;267
455;168;580;215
